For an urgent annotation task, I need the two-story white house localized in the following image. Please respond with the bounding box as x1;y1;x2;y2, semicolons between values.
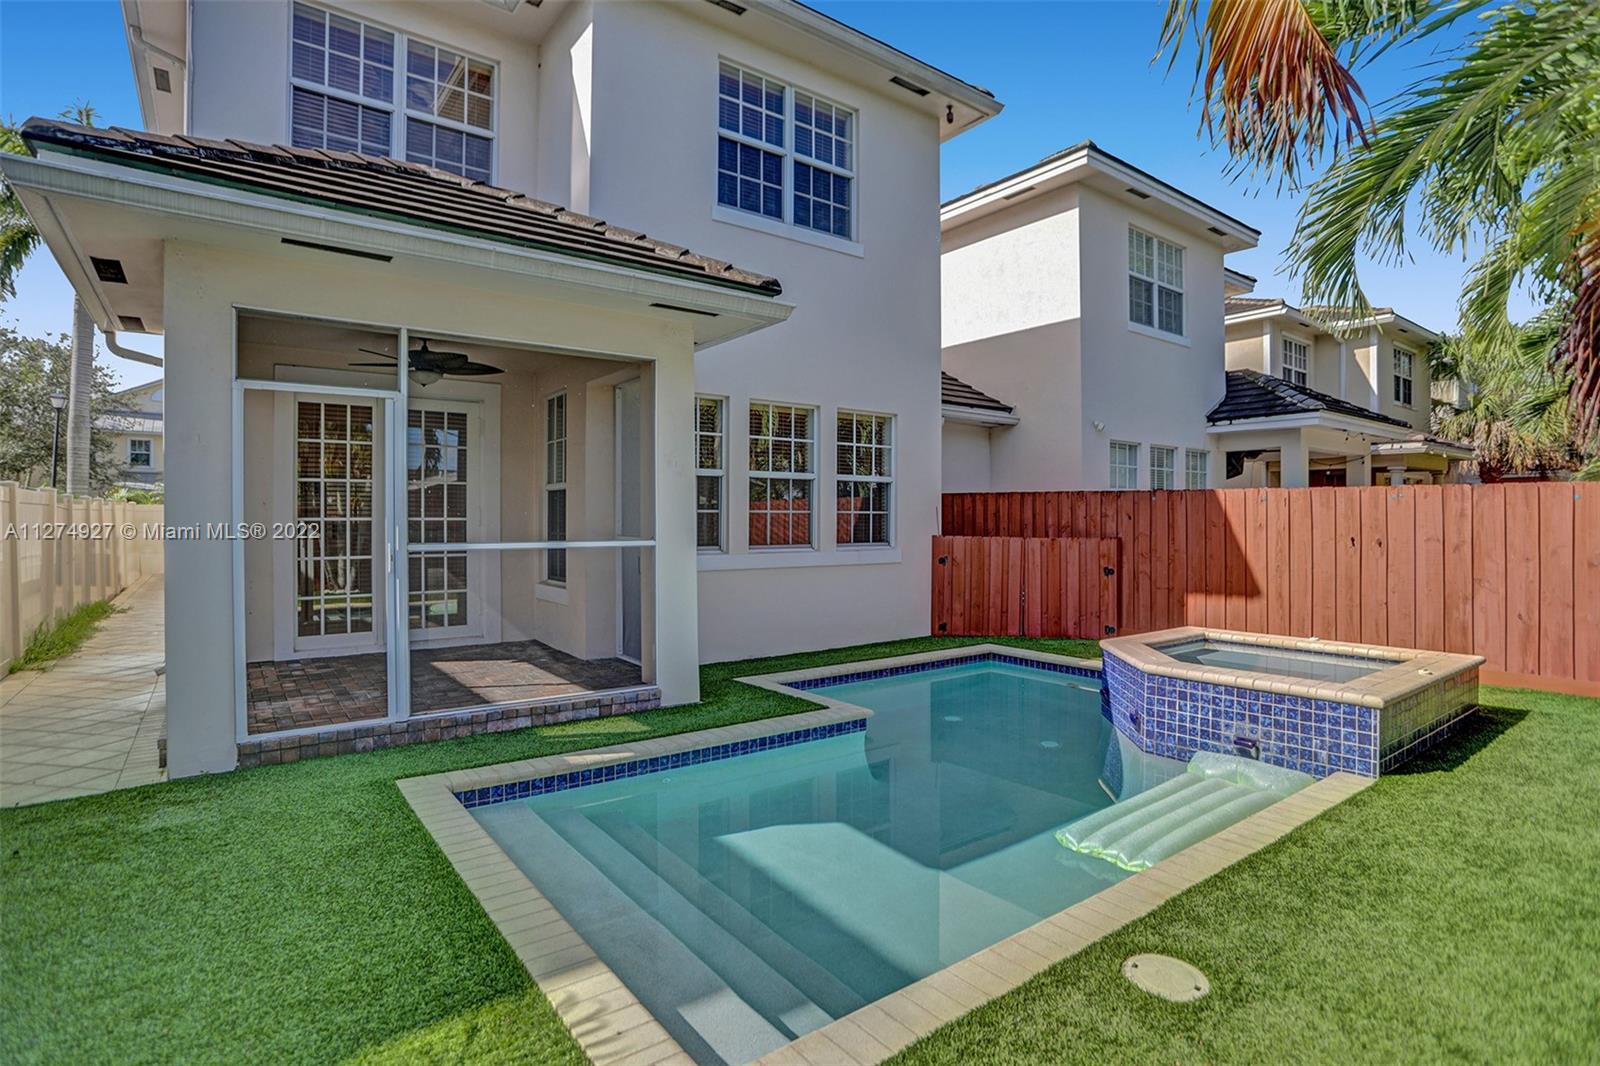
98;378;165;486
1;0;1001;776
939;142;1260;493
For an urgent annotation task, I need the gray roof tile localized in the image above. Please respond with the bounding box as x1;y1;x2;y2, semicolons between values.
1207;370;1410;428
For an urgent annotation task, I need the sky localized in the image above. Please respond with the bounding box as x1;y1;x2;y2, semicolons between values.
0;0;1517;390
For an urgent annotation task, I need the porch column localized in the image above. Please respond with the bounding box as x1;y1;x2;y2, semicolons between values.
1279;431;1310;488
1387;463;1408;486
1346;454;1372;486
161;243;241;777
647;352;701;706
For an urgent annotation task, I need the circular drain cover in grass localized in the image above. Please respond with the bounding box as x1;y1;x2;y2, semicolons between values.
1123;954;1209;1002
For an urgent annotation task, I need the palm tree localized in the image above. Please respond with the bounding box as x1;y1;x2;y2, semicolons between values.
1;104;98;495
1431;310;1589;481
1158;0;1600;446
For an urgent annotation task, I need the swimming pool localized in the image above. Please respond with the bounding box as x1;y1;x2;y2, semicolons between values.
471;657;1183;1065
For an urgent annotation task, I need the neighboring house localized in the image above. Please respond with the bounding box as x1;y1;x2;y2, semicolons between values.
2;0;1000;776
940;142;1260;493
1223;297;1471;484
98;378;165;486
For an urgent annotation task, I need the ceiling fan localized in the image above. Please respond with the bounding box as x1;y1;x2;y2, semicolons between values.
352;338;503;386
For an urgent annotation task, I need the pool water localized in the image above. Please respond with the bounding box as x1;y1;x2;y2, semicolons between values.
473;660;1181;1065
1158;638;1395;683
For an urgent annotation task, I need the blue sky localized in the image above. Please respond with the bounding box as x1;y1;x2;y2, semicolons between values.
1;0;1510;389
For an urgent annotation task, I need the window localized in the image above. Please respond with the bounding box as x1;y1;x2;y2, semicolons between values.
716;60;856;240
1110;441;1139;489
837;412;892;546
748;402;814;549
291;2;495;181
296;401;376;637
407;405;469;630
1129;228;1184;335
1185;448;1209;489
544;393;567;583
1149;445;1175;490
1393;347;1415;406
1281;336;1309;387
793;93;853;238
695;397;726;551
128;439;152;467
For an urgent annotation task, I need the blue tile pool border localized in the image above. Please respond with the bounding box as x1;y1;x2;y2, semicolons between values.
784;652;1102;691
455;718;867;809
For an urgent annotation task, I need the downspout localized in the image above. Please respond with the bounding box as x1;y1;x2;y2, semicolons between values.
102;330;164;368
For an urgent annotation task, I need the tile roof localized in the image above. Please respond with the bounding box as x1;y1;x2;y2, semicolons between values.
941;371;1014;413
19;120;782;297
1223;297;1284;315
1207;370;1411;428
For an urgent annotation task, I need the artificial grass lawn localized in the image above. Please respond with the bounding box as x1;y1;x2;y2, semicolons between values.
1;637;1595;1065
8;600;120;673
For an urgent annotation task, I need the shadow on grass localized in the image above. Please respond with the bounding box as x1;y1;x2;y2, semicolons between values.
1386;702;1528;775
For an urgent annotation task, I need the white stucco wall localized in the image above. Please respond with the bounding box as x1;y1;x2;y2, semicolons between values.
940;421;993;494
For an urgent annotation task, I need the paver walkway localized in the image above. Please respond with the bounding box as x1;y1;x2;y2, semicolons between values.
0;574;166;807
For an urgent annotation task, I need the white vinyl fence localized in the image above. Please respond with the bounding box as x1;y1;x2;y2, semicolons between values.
0;483;164;670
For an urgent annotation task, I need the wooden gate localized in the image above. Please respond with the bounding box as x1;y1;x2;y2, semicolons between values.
931;535;1120;638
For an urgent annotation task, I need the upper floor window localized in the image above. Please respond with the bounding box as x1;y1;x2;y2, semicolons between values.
1393;347;1415;406
716;61;855;241
129;439;152;467
1129;228;1184;336
1281;336;1309;387
1110;441;1139;490
291;3;495;182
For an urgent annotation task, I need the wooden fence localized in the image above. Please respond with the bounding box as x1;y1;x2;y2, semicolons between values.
0;483;164;670
941;485;1600;693
931;535;1120;638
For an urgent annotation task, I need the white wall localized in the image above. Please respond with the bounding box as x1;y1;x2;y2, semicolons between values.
584;2;946;662
940;421;993;494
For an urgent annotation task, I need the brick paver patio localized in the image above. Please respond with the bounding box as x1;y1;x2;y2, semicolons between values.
0;574;166;807
247;639;642;734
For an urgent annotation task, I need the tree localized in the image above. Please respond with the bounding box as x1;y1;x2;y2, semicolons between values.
0;327;121;491
1;103;100;495
1431;310;1591;480
1158;0;1600;446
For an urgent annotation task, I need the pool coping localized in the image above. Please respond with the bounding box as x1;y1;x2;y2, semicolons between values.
1102;626;1484;709
397;645;1374;1066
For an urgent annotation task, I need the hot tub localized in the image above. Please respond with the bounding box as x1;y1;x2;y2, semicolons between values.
1101;628;1483;777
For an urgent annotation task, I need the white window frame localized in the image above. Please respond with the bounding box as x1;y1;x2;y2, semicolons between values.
1281;335;1310;387
1128;227;1185;337
1149;444;1176;490
715;58;858;246
1110;441;1139;490
1393;346;1415;407
694;395;726;553
747;400;817;551
128;438;153;467
1185;448;1209;489
544;391;567;585
835;410;894;548
288;1;499;182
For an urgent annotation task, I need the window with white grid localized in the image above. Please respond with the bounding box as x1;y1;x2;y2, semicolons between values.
1281;336;1310;386
1110;441;1139;489
695;397;726;551
290;2;495;182
748;402;814;549
1185;448;1209;489
1129;228;1184;335
128;439;152;467
406;405;469;630
793;93;853;238
836;411;892;546
1393;347;1415;406
545;392;567;583
1150;445;1176;490
715;60;858;240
